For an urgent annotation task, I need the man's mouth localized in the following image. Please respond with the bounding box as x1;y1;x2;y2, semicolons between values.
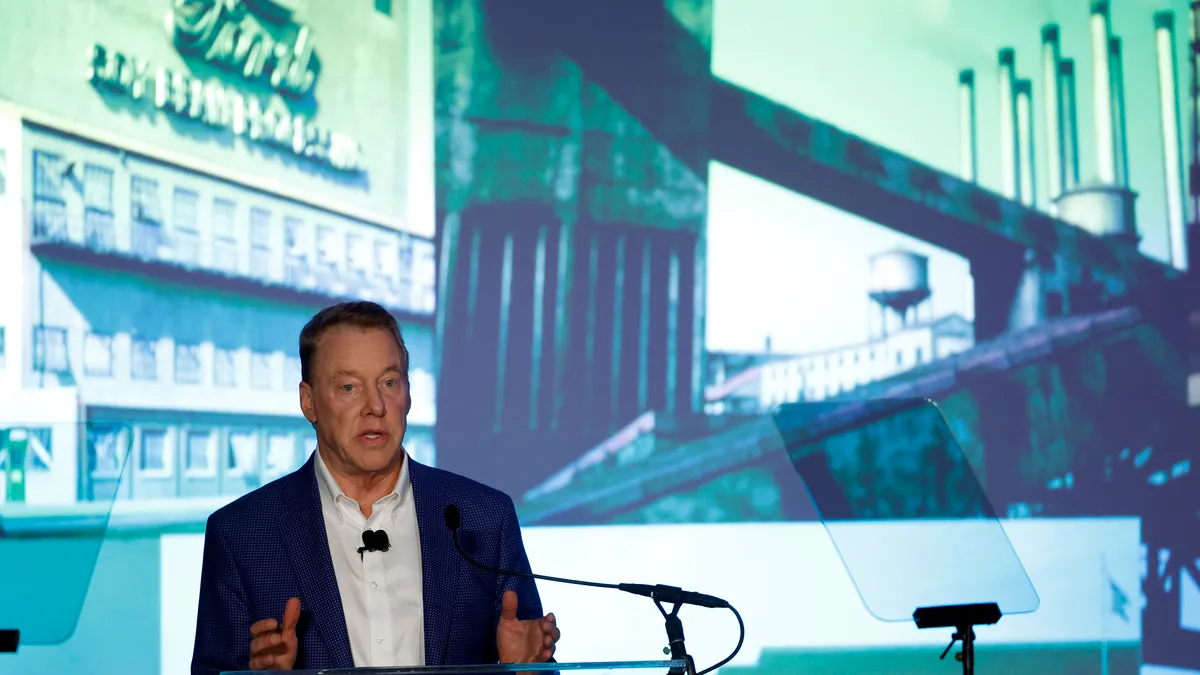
359;430;388;442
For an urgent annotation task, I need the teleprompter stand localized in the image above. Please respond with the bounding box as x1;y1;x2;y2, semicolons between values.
914;602;1002;675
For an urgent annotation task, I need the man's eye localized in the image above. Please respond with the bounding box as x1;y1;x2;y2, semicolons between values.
341;384;354;392
383;379;395;388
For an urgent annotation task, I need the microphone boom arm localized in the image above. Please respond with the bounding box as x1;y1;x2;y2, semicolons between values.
443;504;743;675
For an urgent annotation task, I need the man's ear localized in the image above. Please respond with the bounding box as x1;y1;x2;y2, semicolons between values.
300;380;317;425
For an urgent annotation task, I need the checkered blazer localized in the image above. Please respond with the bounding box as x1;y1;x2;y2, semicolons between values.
190;453;547;675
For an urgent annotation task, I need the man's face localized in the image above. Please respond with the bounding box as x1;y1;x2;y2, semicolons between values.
299;325;411;477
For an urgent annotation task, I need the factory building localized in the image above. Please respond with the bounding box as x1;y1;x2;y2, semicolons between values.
705;249;974;413
0;0;437;507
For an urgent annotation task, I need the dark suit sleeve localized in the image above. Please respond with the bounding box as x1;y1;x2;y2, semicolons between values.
495;494;557;667
191;513;253;675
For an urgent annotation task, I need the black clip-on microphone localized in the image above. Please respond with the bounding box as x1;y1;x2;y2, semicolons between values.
358;529;391;560
443;504;745;675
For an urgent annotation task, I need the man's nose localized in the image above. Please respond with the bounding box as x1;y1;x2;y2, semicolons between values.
363;385;386;414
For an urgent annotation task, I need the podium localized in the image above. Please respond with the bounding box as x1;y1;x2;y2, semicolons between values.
770;398;1040;675
0;422;133;653
221;661;687;674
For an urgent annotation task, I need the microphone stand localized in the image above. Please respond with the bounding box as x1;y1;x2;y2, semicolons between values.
656;598;697;675
444;505;728;675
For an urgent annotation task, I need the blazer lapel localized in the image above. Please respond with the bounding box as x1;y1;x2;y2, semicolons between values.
279;456;354;668
410;461;460;665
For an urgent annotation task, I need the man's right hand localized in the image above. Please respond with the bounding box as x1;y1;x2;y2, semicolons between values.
249;597;301;670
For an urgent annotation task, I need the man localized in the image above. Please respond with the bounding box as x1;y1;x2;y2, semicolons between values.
191;301;560;674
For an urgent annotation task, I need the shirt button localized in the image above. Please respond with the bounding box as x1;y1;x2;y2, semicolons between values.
371;581;379;589
376;637;384;644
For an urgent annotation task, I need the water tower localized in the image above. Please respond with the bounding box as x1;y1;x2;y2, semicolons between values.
868;248;932;337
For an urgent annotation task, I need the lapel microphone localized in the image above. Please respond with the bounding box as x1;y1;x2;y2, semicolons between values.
358;529;391;559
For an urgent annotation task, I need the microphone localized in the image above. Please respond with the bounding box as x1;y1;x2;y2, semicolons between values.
357;529;391;559
442;504;745;675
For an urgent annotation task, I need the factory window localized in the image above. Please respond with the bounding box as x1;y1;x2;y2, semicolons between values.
374;0;392;15
130;176;164;259
915;347;923;364
870;349;876;361
31;150;67;240
172;187;200;265
213;198;238;274
266;432;295;473
83;333;114;377
33;326;69;373
139;428;169;475
251;351;274;390
398;233;415;306
283;355;302;389
346;233;371;293
131;336;158;380
214;347;237;387
0;326;5;368
250;207;272;279
87;425;127;475
83;164;115;251
375;237;406;302
175;343;202;384
284;216;310;287
227;430;258;475
185;430;215;476
895;351;903;366
24;428;53;472
315;224;341;293
405;236;434;309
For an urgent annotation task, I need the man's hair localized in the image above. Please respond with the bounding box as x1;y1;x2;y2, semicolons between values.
298;301;411;385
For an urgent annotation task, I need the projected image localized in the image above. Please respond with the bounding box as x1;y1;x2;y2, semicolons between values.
0;0;1198;674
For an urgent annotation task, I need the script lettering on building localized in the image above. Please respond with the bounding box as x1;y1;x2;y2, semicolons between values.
87;44;362;174
168;0;317;99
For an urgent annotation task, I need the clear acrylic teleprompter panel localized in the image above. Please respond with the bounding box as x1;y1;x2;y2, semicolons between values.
222;661;689;674
0;421;133;646
769;397;1040;622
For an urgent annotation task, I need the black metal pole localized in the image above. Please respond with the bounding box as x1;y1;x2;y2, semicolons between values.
959;625;976;675
659;601;696;675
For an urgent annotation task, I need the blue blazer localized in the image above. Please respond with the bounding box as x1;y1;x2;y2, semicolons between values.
190;453;547;675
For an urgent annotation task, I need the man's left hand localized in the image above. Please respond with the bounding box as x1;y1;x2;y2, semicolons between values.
496;589;560;664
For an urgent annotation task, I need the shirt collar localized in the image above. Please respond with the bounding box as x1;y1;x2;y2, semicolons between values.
314;445;410;524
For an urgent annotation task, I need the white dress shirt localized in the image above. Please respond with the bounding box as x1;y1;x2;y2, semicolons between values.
314;449;425;667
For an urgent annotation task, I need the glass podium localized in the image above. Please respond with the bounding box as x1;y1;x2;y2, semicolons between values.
221;661;687;674
0;422;133;652
770;398;1040;675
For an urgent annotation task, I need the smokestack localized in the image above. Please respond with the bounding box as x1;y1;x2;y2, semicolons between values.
1016;79;1036;207
1059;59;1081;192
959;69;977;182
1090;1;1117;184
1042;26;1065;210
998;48;1020;200
1109;37;1130;186
1155;11;1188;270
